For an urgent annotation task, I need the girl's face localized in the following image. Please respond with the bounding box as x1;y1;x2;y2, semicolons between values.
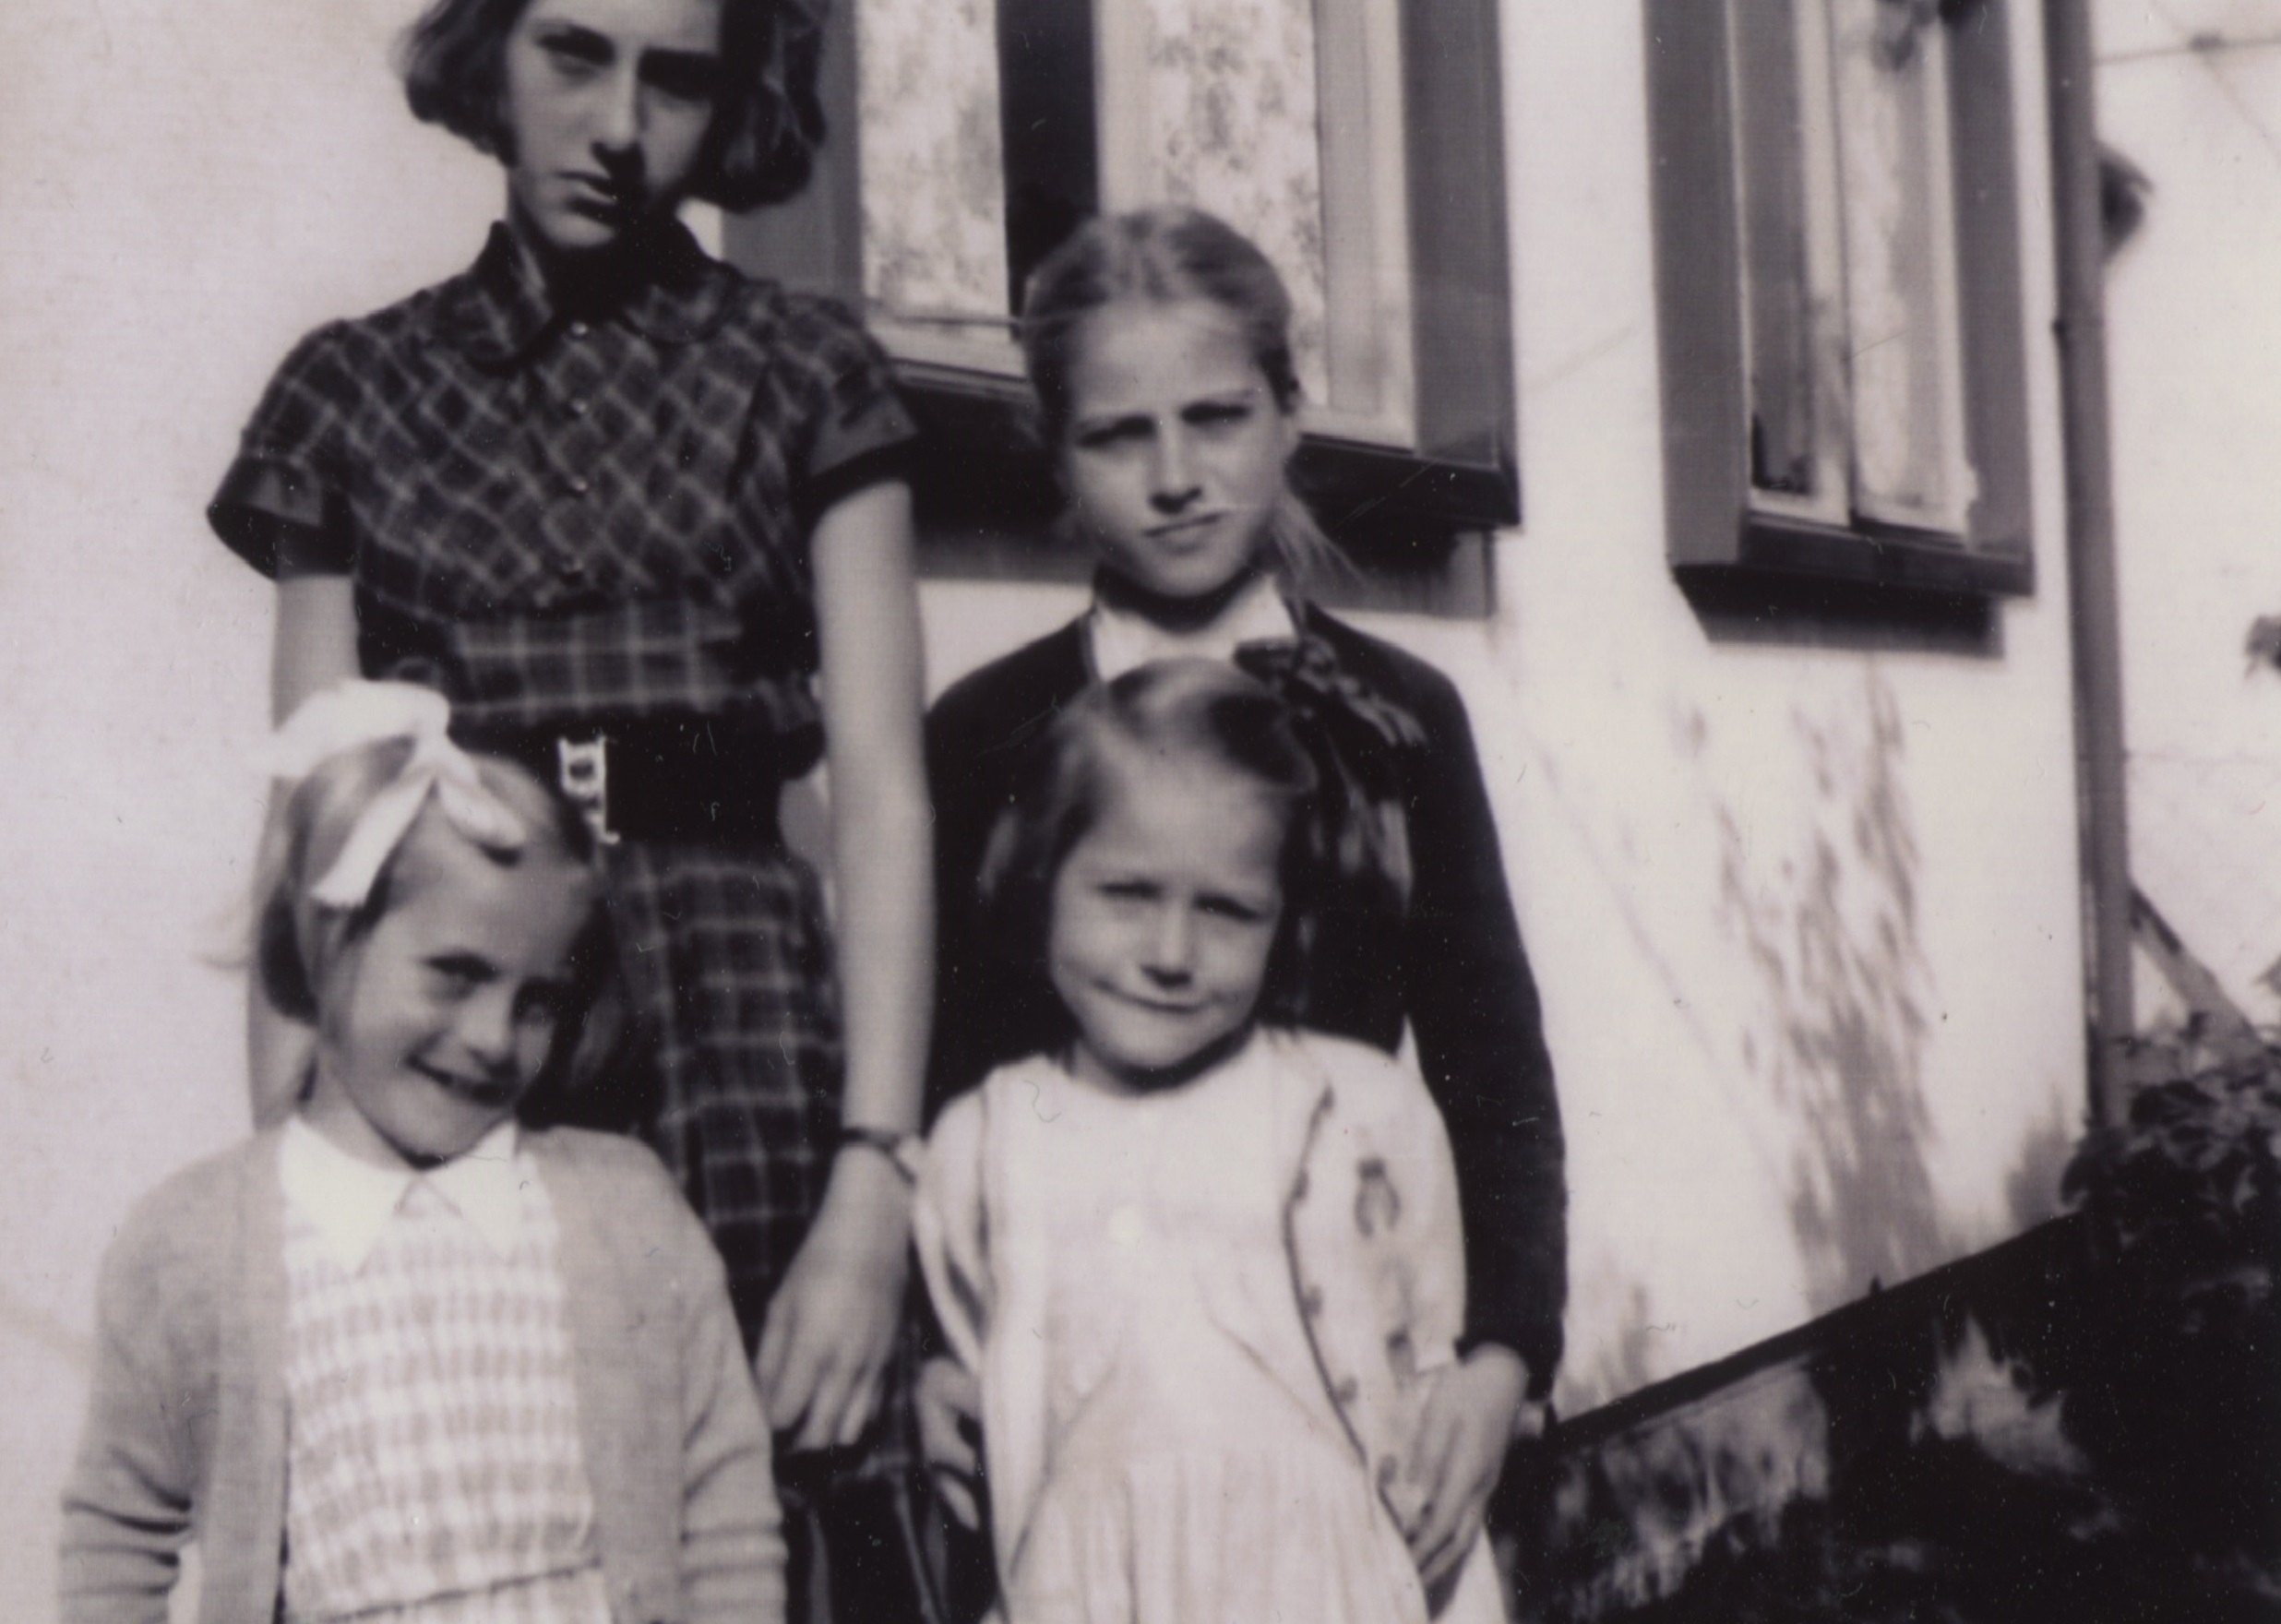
500;0;725;258
1049;758;1286;1093
305;810;594;1169
1058;299;1301;603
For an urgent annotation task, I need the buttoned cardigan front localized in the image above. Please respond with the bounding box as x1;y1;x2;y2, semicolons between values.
915;1029;1469;1587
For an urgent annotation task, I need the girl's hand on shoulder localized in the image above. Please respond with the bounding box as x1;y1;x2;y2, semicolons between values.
1400;1344;1538;1593
754;1146;914;1453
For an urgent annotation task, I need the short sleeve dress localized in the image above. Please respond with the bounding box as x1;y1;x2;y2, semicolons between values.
210;221;918;1348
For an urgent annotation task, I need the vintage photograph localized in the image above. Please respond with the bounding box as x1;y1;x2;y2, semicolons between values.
3;0;2276;1619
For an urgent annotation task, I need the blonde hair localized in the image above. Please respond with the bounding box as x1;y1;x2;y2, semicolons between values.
975;660;1325;1030
1019;206;1347;588
253;740;623;1102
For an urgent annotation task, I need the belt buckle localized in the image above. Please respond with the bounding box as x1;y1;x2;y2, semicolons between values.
555;735;618;845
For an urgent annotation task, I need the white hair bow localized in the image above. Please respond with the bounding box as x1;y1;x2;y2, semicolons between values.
263;681;527;909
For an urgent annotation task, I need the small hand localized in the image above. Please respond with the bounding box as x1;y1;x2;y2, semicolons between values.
1401;1345;1536;1594
754;1149;914;1453
916;1355;985;1530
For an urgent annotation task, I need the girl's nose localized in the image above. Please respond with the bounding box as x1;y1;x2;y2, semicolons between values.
591;67;644;157
1141;904;1196;982
1147;428;1201;513
456;990;521;1075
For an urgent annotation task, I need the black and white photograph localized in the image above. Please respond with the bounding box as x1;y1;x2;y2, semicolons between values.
3;0;2277;1619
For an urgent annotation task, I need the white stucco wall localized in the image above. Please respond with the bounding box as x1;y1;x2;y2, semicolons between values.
0;0;2096;1614
2094;0;2281;1018
1483;0;2085;1407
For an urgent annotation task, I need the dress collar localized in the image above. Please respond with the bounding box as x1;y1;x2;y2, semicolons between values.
280;1115;531;1272
432;219;743;365
1086;570;1299;682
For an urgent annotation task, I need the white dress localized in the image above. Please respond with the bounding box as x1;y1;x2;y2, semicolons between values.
923;1033;1495;1624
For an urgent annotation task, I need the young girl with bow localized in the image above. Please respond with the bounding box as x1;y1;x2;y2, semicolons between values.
61;683;783;1624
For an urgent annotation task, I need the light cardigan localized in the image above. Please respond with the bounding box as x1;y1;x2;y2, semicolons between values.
916;1029;1502;1620
59;1125;784;1624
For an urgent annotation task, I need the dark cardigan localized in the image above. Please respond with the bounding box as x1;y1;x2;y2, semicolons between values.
924;603;1567;1390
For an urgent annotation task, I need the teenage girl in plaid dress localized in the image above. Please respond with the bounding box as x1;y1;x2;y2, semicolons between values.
209;3;932;1615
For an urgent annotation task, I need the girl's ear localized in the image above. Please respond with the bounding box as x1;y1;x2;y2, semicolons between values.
1274;398;1303;465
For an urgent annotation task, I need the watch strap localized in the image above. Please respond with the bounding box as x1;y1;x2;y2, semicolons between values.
837;1123;923;1186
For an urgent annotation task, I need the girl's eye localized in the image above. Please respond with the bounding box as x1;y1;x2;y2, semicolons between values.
1096;878;1159;902
537;28;611;72
1071;419;1152;453
1183;400;1254;432
642;53;721;103
1198;894;1272;925
424;958;487;997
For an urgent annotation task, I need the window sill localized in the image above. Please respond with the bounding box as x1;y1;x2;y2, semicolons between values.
1695;512;2036;599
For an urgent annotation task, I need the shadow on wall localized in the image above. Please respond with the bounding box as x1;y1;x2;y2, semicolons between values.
2005;1096;2080;1234
1718;672;1955;1312
1562;1280;1668;1417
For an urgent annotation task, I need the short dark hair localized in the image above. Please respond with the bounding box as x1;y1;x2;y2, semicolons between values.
253;739;625;1110
974;660;1326;1033
399;0;827;210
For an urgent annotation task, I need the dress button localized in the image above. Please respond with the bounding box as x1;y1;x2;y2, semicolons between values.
567;397;590;416
557;556;588;580
567;475;591;496
567;320;591;339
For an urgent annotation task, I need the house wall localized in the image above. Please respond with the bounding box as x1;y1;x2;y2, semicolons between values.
2092;0;2281;1020
0;0;2088;1614
1464;0;2084;1407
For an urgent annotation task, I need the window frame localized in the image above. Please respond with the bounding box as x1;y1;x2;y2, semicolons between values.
1643;0;2036;598
724;0;1522;571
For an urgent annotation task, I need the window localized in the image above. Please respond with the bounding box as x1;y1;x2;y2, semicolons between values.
1646;0;2034;596
727;0;1518;584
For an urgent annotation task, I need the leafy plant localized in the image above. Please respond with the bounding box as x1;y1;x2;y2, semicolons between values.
2058;1030;2281;1572
2063;1030;2281;1277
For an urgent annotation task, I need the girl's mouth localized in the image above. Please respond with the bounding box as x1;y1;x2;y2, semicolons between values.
1106;987;1211;1019
1145;513;1224;543
413;1059;517;1107
562;174;640;224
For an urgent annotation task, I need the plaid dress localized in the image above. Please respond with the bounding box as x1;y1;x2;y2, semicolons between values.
210;221;917;1363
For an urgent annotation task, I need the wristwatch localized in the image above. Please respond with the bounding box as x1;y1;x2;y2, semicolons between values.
836;1123;925;1186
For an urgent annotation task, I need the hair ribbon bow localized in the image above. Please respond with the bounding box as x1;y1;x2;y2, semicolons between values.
1234;634;1426;914
261;680;526;909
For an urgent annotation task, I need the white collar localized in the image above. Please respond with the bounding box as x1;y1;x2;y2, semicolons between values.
1085;572;1298;681
280;1116;530;1272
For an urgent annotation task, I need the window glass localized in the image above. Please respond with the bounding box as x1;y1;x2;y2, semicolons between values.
1729;0;1974;532
1098;0;1331;400
856;0;1010;328
1826;0;1972;531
